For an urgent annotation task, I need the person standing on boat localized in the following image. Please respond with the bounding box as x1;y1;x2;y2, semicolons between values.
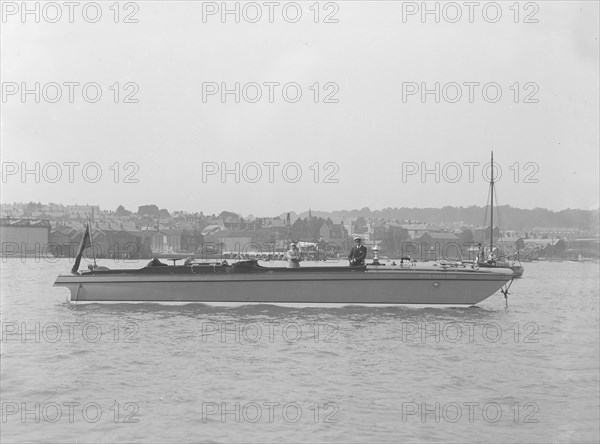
286;242;301;268
487;248;497;265
477;243;485;263
348;236;367;267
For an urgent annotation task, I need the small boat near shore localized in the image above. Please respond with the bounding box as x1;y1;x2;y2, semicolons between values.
54;257;514;306
478;259;524;278
475;151;525;278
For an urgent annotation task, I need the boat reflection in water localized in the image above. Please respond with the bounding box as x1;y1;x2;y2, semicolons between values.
54;258;514;307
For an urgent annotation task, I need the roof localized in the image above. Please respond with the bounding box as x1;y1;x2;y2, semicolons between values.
523;239;563;246
160;228;185;236
400;223;430;230
499;237;524;243
417;232;459;240
126;230;154;238
100;229;145;236
262;218;286;227
0;218;51;229
201;224;223;235
50;227;79;238
208;229;256;238
69;228;105;242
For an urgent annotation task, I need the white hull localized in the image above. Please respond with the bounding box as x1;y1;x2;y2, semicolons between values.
54;267;513;306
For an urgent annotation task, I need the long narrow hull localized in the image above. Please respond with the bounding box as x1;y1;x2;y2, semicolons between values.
54;267;513;306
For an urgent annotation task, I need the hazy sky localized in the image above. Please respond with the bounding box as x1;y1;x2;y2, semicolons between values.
2;1;598;216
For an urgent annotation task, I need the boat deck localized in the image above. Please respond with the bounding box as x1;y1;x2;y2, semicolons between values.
71;259;512;277
78;261;368;275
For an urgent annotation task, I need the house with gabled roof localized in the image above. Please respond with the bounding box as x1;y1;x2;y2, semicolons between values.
414;231;461;261
0;218;52;257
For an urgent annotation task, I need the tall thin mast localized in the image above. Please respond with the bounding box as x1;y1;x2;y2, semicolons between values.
88;219;97;268
90;206;97;267
490;151;494;255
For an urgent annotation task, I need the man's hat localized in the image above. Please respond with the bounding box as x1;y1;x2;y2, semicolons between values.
291;241;297;246
353;236;362;241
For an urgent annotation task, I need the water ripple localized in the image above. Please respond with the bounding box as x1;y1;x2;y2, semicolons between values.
1;260;598;443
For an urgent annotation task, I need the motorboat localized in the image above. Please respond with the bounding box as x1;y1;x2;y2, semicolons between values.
54;257;514;306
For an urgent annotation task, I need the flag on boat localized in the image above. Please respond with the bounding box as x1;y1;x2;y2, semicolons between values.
71;222;92;273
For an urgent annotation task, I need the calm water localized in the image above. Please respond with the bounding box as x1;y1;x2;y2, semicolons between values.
1;259;599;443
